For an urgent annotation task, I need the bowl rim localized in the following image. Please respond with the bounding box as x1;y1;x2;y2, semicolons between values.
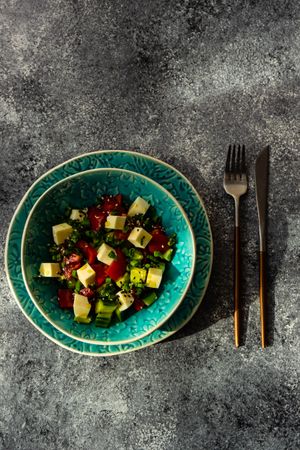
21;167;197;345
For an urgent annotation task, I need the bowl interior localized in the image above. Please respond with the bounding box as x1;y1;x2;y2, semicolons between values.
22;168;195;344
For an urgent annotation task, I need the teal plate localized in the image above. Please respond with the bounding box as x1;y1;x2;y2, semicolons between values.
22;168;196;344
5;151;213;356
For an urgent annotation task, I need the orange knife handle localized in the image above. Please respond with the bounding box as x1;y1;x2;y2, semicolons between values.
259;251;266;348
234;226;240;347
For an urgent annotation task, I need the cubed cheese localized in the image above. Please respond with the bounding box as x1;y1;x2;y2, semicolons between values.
127;197;150;217
146;267;163;289
105;215;127;230
127;227;152;249
52;223;73;245
97;243;117;265
116;291;134;310
73;293;91;319
70;209;86;221
130;268;147;284
77;263;96;287
39;263;61;277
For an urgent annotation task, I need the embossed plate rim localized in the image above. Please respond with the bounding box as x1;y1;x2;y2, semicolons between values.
21;167;196;345
5;150;213;356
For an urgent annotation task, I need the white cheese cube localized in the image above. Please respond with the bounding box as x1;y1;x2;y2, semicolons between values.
39;263;61;277
77;263;96;287
116;291;134;310
52;223;73;245
127;197;150;217
97;243;117;265
146;268;163;289
70;209;86;221
105;215;127;230
128;227;152;249
73;293;91;319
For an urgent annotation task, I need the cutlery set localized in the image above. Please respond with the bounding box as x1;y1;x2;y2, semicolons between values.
224;145;269;348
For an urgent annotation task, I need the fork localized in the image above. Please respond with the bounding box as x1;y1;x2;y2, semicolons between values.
223;144;247;347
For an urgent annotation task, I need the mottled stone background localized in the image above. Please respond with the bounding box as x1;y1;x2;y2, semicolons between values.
0;1;299;449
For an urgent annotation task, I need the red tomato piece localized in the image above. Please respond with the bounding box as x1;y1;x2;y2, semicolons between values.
62;266;73;280
63;253;82;279
148;232;170;254
88;206;106;231
151;226;165;236
76;240;97;264
102;194;123;213
66;253;82;266
80;287;95;298
132;297;145;311
91;263;107;286
58;289;74;309
106;249;127;281
114;230;129;241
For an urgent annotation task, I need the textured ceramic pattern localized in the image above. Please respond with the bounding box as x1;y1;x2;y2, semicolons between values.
22;169;195;344
6;151;212;355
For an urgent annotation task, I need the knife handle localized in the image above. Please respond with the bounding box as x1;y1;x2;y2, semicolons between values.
259;251;266;348
234;226;240;347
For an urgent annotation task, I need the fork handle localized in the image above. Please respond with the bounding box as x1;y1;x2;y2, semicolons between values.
234;225;240;347
259;251;266;348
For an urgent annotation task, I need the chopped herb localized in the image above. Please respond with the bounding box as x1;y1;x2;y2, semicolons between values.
69;229;81;243
168;233;177;246
108;250;117;259
75;280;81;292
67;279;76;289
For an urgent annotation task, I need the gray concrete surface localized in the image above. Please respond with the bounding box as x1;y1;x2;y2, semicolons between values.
0;1;299;449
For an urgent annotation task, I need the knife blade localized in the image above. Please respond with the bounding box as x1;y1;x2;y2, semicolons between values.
255;146;269;251
255;146;269;348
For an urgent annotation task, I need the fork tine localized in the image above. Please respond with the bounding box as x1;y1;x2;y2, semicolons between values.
231;144;236;173
241;145;246;173
226;145;232;172
237;145;241;175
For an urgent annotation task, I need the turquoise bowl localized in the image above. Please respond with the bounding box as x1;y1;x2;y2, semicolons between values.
21;168;196;345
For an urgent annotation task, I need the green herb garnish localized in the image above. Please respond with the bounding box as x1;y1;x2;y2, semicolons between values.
108;251;117;260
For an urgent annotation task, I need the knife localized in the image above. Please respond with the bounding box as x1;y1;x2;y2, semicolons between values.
255;146;269;348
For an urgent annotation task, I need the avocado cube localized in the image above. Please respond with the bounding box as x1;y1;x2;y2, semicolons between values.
116;272;130;288
130;268;147;284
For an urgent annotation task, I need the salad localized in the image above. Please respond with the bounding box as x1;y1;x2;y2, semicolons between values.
39;194;176;327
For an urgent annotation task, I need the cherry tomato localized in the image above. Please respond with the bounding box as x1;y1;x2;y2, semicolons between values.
66;253;82;266
76;240;97;264
148;232;170;254
63;253;82;279
58;289;74;309
91;263;107;286
114;230;129;241
106;249;127;281
102;194;123;213
132;297;145;311
80;287;95;298
88;206;106;231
